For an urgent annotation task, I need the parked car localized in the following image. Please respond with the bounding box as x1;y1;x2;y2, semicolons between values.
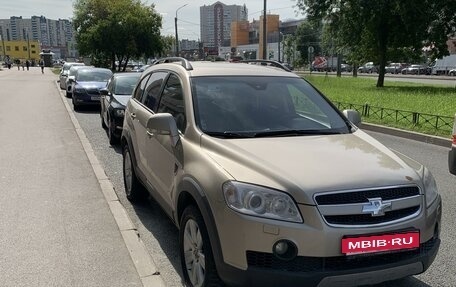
121;58;441;287
449;115;456;175
357;62;378;73
401;64;428;75
59;62;85;90
70;68;113;111
449;69;456;76
65;65;90;98
100;72;141;144
385;63;407;74
341;63;352;72
131;64;150;72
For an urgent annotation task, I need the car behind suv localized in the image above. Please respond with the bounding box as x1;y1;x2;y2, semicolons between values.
121;58;441;287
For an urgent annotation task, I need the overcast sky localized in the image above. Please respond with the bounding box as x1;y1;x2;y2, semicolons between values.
0;0;303;40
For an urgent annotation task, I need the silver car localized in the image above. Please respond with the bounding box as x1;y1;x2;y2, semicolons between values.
59;62;85;90
121;58;441;287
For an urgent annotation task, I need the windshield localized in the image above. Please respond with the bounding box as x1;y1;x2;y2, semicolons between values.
114;74;141;95
192;76;350;138
77;70;112;82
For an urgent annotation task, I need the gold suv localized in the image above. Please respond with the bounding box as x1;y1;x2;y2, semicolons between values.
121;58;441;287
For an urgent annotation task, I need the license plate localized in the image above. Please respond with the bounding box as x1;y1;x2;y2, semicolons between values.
91;96;100;101
341;231;419;255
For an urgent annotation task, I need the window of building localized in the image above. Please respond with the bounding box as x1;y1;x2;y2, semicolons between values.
15;46;19;51
31;44;36;48
31;51;36;54
23;46;27;51
6;46;11;51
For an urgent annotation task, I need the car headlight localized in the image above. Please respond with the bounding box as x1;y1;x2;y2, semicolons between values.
114;109;125;117
222;181;303;223
423;167;438;207
74;87;85;93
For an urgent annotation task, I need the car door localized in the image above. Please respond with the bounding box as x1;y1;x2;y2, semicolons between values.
145;73;186;209
101;77;114;124
130;71;168;176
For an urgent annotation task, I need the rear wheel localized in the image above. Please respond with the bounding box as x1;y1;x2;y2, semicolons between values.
180;206;223;287
123;145;144;202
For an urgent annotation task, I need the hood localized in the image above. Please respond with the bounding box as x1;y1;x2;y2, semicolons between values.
112;95;130;107
77;81;107;90
201;130;423;205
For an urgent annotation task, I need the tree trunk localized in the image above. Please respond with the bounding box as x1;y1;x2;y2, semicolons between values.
111;53;116;71
122;56;129;72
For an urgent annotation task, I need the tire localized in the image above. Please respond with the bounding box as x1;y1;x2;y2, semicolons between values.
101;112;107;129
65;91;72;98
108;118;118;145
123;145;145;202
72;97;80;112
180;205;223;287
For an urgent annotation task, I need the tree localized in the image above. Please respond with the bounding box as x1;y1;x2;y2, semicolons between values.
73;0;163;71
296;0;456;87
294;21;322;67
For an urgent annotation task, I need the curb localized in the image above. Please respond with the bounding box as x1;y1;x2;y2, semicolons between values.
55;81;166;287
361;123;451;148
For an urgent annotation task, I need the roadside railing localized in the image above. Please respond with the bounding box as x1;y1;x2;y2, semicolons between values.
334;101;453;134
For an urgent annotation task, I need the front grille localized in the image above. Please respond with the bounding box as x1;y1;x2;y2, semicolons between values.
314;186;421;226
324;206;419;225
315;186;420;205
86;89;100;95
246;238;437;273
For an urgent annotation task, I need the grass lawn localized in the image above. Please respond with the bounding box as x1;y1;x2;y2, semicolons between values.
302;75;456;137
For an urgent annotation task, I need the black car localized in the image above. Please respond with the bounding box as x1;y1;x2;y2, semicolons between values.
71;68;113;111
100;72;141;144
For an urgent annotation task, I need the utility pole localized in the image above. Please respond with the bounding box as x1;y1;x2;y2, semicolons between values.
175;4;188;57
262;0;267;59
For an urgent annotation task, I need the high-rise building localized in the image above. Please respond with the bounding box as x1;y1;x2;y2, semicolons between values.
0;16;75;59
200;2;248;51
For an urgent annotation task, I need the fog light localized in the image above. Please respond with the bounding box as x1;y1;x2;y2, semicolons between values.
273;240;297;261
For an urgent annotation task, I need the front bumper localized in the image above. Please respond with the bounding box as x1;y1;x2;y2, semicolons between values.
73;92;101;105
220;237;439;287
214;195;441;287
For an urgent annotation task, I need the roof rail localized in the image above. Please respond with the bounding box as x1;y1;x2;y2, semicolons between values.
154;57;193;70
239;60;291;72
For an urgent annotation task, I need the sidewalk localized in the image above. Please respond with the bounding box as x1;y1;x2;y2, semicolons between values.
0;67;160;286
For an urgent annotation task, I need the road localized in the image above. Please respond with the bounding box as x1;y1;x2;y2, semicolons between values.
64;93;456;287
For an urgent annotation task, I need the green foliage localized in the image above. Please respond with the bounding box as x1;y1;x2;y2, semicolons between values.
303;75;455;136
73;0;163;71
296;0;455;87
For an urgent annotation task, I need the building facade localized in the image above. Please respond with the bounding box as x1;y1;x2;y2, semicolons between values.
200;2;248;51
0;16;75;60
0;40;41;62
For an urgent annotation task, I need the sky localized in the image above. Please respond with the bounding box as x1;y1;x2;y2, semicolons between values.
0;0;303;41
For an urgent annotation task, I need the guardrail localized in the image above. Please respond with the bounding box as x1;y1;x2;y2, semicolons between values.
334;101;453;134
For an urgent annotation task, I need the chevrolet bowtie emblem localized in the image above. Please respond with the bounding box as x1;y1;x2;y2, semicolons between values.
362;198;392;217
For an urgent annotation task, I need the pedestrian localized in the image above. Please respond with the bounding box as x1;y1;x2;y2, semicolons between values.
17;60;20;70
26;60;30;71
39;59;44;74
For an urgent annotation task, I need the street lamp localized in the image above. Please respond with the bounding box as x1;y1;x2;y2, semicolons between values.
175;4;188;57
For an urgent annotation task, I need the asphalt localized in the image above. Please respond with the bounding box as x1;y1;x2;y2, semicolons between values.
0;65;451;287
0;66;164;287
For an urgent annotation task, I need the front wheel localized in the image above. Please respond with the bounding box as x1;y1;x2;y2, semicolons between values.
123;145;145;202
180;206;223;287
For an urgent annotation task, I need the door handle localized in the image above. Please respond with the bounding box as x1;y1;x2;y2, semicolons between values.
130;113;136;119
146;130;154;138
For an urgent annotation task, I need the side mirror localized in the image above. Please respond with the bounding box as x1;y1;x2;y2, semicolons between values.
342;109;361;126
146;113;179;147
100;88;109;96
68;76;75;83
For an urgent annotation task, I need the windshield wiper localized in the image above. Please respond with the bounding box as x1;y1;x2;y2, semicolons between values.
204;131;255;138
251;129;342;138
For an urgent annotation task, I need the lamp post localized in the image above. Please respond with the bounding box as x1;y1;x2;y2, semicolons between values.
278;32;283;63
262;0;267;60
175;4;188;57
